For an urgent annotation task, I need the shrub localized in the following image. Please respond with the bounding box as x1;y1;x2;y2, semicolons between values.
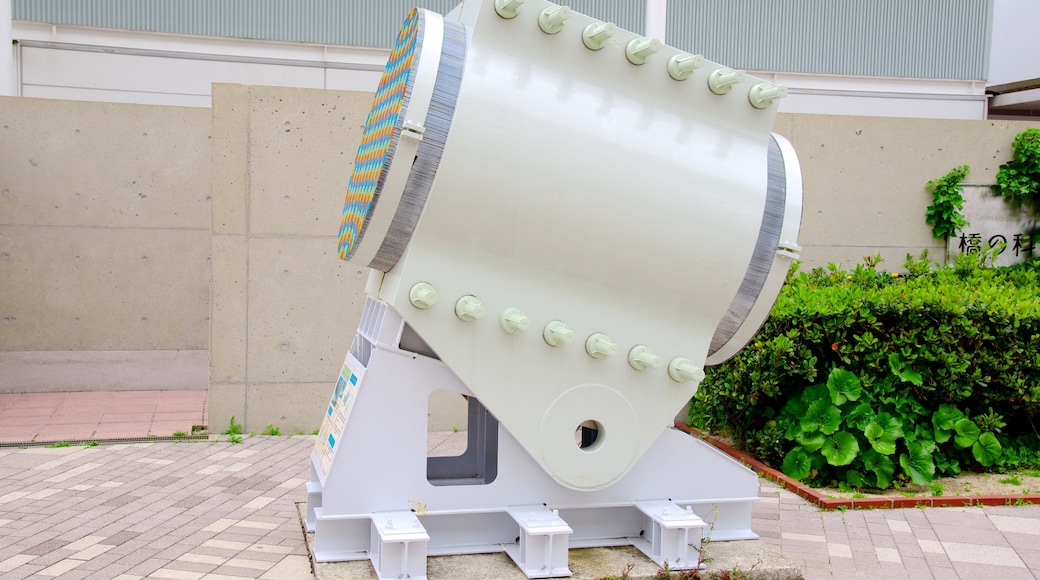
925;165;970;240
690;254;1040;489
995;128;1040;213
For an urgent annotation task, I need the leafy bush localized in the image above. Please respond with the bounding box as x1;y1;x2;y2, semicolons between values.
995;128;1040;213
690;254;1040;489
925;165;970;240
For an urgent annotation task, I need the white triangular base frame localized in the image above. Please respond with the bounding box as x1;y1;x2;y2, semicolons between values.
306;301;758;578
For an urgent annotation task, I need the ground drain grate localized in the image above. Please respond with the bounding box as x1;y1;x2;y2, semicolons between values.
0;432;211;448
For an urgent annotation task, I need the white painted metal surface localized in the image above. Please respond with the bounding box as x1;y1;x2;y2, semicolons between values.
311;0;801;576
308;299;760;577
362;0;797;492
506;505;573;578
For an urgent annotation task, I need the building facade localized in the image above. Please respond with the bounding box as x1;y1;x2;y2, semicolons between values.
2;0;1018;119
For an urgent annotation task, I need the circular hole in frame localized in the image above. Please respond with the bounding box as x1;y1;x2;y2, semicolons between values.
574;420;605;452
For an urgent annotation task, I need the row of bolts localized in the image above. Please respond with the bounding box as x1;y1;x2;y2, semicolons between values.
492;0;788;109
408;282;705;384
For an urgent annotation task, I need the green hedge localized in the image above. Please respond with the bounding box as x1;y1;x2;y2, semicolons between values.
689;253;1040;489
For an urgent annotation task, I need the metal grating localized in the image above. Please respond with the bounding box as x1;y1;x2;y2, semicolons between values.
11;0;648;49
13;0;991;79
0;434;211;448
11;0;459;49
666;0;992;80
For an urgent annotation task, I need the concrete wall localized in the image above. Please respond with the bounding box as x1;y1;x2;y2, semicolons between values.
0;96;211;393
774;113;1040;271
206;84;1040;433
207;84;371;435
4;86;1038;430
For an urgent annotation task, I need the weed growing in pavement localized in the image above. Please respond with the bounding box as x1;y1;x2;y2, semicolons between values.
224;416;242;436
45;441;71;448
172;430;187;437
598;563;634;580
81;441;98;447
261;424;281;436
223;416;244;443
929;482;945;496
999;474;1023;486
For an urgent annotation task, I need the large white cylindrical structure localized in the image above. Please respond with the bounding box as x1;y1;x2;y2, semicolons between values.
336;0;802;491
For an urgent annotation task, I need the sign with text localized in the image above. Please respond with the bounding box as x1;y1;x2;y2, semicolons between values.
948;186;1036;266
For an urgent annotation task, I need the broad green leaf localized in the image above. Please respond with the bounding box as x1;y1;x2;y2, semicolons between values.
916;436;936;455
802;399;843;435
932;404;963;444
846;402;875;430
795;430;826;453
801;384;830;405
863;450;895;489
953;418;980;449
888;353;923;386
899;442;936;485
782;397;806;419
863;412;902;455
827;368;862;405
972;432;1003;467
782;447;812;481
845;470;867;489
820;431;859;466
936;453;961;476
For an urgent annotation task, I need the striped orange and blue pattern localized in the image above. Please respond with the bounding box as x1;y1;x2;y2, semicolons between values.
338;9;421;260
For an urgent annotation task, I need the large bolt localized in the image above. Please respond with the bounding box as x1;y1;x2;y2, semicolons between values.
500;308;531;334
628;345;663;371
408;282;438;309
585;333;619;359
543;320;576;347
455;295;486;321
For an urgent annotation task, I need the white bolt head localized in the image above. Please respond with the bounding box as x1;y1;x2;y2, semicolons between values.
408;282;438;309
500;308;531;334
543;320;575;347
454;295;486;321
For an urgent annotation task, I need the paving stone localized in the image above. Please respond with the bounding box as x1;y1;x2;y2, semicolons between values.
7;405;1040;580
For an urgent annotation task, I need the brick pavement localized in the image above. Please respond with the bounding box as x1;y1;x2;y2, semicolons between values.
0;436;313;579
1;418;1039;578
755;477;1040;579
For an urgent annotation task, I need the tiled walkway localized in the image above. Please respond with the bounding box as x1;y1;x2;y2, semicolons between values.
754;479;1040;579
0;436;313;579
0;391;207;444
1;391;1039;579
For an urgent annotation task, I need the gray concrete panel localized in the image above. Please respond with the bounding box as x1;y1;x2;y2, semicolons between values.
209;233;248;383
0;225;209;350
245;236;360;384
0;96;209;230
211;84;250;235
246;86;368;237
